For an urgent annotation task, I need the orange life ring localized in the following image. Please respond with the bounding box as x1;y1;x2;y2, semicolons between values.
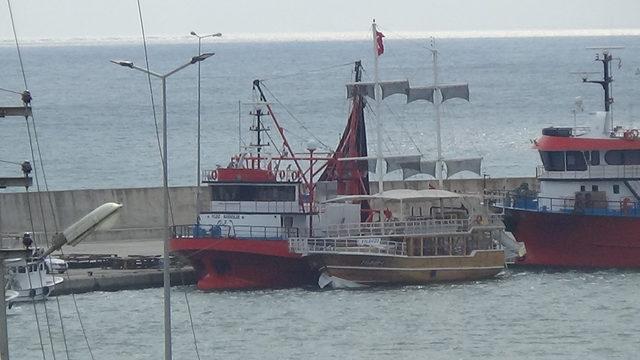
620;197;632;213
210;170;218;181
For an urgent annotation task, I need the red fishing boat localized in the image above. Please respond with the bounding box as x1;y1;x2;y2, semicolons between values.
170;64;372;290
500;47;640;268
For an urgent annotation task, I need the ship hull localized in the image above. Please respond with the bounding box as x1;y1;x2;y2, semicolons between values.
170;237;316;290
306;249;504;288
504;208;640;268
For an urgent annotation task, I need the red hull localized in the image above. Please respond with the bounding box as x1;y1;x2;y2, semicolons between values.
505;209;640;267
169;238;316;290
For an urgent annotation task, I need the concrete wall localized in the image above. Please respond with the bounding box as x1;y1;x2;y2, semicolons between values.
0;177;536;250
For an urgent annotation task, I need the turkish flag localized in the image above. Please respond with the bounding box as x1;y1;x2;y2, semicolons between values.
376;31;385;56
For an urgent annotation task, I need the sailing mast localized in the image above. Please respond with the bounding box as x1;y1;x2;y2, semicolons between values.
431;43;444;188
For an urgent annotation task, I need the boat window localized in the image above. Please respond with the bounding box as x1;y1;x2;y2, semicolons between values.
580;185;586;192
565;151;587;171
591;151;600;165
540;151;565;171
605;150;640;165
18;266;25;273
584;151;590;162
211;184;296;202
613;184;620;194
592;185;599;192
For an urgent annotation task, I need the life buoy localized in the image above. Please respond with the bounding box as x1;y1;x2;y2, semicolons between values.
290;170;301;182
620;197;632;214
210;170;218;181
474;215;484;225
278;170;286;180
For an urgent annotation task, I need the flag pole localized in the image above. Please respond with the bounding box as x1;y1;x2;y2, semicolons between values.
372;20;384;194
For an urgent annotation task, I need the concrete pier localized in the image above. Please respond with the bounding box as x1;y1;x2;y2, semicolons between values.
50;268;196;296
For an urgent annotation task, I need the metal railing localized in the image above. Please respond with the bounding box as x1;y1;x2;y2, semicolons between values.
172;224;299;240
495;193;640;217
312;216;503;239
536;164;640;180
289;237;407;256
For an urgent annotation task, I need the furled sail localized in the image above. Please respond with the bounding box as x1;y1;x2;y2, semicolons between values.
445;157;482;177
440;84;470;102
346;82;376;99
379;80;410;99
406;86;436;103
401;160;437;179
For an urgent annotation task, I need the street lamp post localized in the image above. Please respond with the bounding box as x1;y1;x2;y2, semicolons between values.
189;31;221;216
111;53;214;360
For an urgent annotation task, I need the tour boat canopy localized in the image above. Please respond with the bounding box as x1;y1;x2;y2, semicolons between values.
323;188;462;203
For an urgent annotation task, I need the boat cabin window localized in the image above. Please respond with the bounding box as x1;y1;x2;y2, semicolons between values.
211;184;296;202
605;150;640;165
592;185;599;192
565;151;587;171
613;184;620;194
18;266;25;273
540;151;565;171
590;151;600;165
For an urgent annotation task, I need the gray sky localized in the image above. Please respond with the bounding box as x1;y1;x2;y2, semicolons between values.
1;0;640;41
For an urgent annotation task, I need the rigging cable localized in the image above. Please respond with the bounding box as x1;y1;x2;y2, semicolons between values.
259;82;331;151
136;2;200;359
7;0;89;358
136;0;176;226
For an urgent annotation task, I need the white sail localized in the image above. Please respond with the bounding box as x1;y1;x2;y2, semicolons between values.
406;86;436;103
379;80;410;99
440;83;470;102
445;157;482;177
346;82;376;99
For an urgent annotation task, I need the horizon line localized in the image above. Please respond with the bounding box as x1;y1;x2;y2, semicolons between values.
1;28;640;46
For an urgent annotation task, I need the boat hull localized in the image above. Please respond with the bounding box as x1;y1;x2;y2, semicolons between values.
170;237;316;290
504;208;640;268
306;249;504;288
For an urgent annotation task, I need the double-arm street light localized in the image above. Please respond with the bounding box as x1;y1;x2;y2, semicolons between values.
189;31;221;214
110;53;214;360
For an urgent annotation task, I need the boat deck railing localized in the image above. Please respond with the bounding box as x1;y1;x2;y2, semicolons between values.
313;216;503;239
171;224;299;240
536;164;640;180
289;237;407;256
494;192;640;217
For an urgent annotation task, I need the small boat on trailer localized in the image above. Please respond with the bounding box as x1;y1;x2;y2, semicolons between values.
289;189;510;288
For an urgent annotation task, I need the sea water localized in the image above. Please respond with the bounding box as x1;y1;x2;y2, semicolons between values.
6;269;640;359
2;36;640;359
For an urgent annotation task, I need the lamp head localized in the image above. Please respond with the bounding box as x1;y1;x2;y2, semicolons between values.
191;52;215;64
190;31;197;36
110;60;134;68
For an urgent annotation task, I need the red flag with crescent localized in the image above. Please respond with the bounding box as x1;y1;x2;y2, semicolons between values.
376;31;385;56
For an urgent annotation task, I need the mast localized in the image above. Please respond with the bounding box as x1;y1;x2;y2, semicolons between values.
583;47;623;134
431;44;444;188
372;20;384;194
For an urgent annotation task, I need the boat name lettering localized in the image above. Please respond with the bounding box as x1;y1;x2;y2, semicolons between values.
361;259;384;266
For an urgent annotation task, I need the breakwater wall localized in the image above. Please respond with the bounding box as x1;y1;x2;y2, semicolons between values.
0;177;535;251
